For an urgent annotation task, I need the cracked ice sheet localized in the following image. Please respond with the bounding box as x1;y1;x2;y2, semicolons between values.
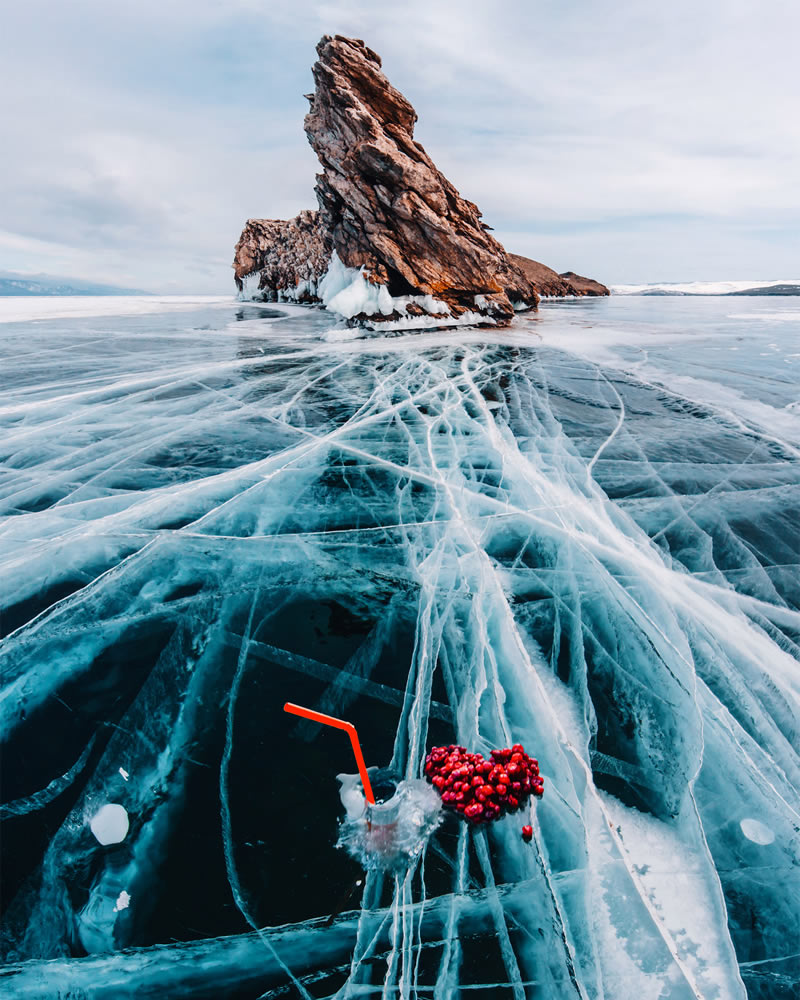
1;296;798;999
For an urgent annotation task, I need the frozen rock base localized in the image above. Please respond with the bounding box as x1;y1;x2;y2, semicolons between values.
1;297;798;999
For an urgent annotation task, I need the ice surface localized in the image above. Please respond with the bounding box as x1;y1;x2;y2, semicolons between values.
0;295;231;324
0;295;798;998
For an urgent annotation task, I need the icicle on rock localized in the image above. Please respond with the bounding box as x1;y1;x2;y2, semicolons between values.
336;769;442;872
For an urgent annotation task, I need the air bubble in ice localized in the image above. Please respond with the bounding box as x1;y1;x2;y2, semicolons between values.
89;803;129;845
336;771;442;872
739;818;775;845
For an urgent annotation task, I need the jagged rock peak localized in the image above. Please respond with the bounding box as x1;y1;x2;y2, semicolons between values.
302;34;538;324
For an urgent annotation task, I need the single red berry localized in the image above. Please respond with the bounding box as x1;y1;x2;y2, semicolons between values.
522;825;533;842
464;802;483;820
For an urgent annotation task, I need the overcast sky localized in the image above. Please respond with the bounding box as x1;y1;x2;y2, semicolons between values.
1;0;798;292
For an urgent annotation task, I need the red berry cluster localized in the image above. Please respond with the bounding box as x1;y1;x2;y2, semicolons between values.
424;744;544;826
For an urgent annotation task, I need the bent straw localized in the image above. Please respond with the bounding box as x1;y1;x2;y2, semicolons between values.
283;702;376;804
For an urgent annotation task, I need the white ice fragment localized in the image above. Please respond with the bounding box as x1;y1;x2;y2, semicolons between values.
322;326;367;343
113;890;131;912
739;818;775;845
339;772;368;819
118;768;129;781
89;803;129;845
337;771;442;872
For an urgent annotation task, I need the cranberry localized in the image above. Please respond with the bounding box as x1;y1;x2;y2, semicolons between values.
424;743;544;825
521;825;533;842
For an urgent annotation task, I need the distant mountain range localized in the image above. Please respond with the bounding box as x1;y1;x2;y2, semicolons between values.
0;272;150;296
612;279;800;296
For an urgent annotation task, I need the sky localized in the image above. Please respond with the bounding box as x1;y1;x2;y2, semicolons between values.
1;0;798;292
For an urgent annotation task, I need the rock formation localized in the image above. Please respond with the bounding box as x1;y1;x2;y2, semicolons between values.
301;35;537;324
508;255;609;298
234;212;328;300
233;35;607;326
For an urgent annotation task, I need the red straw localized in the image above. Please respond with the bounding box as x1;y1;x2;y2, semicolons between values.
283;702;376;804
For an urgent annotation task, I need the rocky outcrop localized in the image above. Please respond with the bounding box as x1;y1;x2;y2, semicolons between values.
234;212;329;300
300;35;537;324
558;271;610;297
233;35;607;326
508;255;609;298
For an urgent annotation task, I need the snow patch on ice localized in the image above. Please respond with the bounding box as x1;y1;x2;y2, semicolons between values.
321;326;367;343
599;792;738;997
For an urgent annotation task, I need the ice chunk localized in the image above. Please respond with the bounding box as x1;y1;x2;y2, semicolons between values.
89;803;129;845
113;891;131;913
319;252;394;319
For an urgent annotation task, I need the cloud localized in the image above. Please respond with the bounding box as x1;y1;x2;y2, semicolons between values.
1;0;798;290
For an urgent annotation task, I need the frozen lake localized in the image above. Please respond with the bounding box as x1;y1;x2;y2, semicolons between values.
1;295;798;999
